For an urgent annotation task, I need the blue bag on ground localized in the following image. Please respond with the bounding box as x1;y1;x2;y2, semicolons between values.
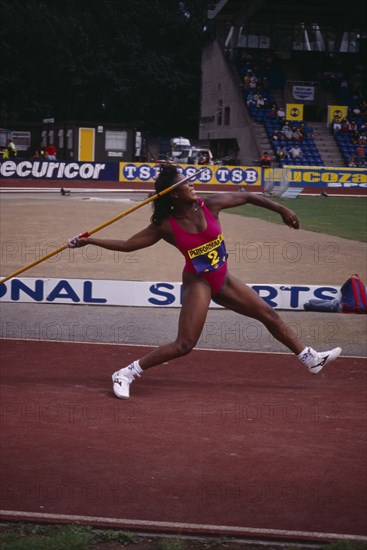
340;274;367;314
304;298;340;312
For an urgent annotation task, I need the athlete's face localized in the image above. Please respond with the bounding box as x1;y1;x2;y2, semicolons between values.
173;174;197;202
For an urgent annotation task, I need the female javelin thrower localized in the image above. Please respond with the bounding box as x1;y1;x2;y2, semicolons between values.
68;164;341;399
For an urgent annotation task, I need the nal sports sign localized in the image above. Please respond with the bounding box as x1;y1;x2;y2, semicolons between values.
0;277;341;311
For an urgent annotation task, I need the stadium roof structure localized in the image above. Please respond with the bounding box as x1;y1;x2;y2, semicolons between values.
208;0;367;32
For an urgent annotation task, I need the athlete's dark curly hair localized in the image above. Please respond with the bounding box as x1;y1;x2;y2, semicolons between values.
151;164;180;225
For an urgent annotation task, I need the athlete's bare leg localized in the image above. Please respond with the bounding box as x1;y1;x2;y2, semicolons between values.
113;273;340;399
213;274;304;355
138;273;212;370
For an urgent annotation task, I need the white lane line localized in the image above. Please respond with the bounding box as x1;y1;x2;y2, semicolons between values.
0;337;365;359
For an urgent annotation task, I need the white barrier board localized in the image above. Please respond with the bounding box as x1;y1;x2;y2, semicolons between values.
0;277;341;310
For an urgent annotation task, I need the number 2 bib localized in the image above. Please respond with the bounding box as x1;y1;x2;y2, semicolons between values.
187;233;227;274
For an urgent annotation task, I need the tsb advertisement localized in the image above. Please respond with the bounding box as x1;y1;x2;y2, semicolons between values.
119;163;261;186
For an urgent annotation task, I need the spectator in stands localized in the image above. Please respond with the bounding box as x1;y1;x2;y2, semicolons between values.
260;151;272;168
246;91;256;107
268;104;278;120
282;123;293;141
6;138;17;158
351;128;361;145
198;152;210;165
255;93;265;108
243;71;252;89
277;106;286;118
348;153;358;167
356;144;366;166
46;143;57;160
34;142;47;159
271;129;280;142
289;144;303;160
350;121;358;132
276;145;288;163
292;127;304;142
331;115;342;133
249;75;258;90
341;119;352;133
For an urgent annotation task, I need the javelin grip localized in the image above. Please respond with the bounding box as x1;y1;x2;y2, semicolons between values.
0;167;206;285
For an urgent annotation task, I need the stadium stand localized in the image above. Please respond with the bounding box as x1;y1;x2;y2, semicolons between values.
334;119;367;167
290;51;367;166
236;50;324;166
200;0;366;166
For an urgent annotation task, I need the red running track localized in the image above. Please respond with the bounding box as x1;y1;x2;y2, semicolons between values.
0;339;366;543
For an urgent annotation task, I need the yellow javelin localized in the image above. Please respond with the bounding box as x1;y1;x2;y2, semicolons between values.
0;168;206;285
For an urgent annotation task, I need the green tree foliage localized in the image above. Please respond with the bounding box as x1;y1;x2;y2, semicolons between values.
0;0;214;135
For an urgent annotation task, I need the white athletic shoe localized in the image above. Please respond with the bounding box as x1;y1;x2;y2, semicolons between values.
112;370;134;399
301;346;342;374
112;362;142;399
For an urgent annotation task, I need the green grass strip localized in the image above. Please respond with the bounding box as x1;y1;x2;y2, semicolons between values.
0;524;137;549
227;196;367;242
1;523;367;549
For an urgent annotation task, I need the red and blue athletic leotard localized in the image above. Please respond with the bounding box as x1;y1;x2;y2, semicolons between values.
169;198;228;295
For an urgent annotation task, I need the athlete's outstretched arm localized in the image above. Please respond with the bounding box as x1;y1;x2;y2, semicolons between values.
68;224;162;252
205;192;300;229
